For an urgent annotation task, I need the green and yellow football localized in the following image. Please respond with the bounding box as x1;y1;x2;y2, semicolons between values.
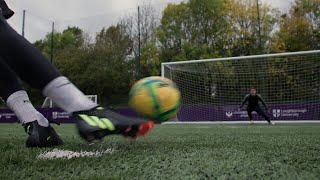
129;76;181;123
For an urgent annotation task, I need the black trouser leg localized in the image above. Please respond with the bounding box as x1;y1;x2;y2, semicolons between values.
0;14;61;90
255;106;271;123
0;57;23;101
247;109;253;120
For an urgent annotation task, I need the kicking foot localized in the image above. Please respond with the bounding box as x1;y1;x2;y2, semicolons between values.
249;120;254;125
269;121;275;125
73;107;154;143
24;121;64;148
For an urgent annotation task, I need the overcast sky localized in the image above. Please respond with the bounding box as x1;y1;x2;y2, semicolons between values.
5;0;295;42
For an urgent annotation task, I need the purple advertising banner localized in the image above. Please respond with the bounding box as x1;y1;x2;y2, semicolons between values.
0;108;75;123
0;108;138;123
178;104;320;121
0;104;319;123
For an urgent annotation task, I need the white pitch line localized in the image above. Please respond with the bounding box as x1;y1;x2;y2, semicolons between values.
37;148;114;160
162;120;320;125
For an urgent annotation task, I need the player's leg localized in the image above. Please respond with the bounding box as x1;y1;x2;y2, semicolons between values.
247;108;254;124
0;58;63;147
255;106;274;125
0;14;153;142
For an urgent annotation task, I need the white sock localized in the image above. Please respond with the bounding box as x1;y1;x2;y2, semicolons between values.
6;90;49;127
42;76;98;113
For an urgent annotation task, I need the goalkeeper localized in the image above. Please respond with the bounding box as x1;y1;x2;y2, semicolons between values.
0;0;153;148
239;88;274;125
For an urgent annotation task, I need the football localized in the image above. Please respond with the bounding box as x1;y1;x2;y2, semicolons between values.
129;76;181;123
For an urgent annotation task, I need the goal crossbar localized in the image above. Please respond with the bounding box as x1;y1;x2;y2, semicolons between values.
161;50;320;76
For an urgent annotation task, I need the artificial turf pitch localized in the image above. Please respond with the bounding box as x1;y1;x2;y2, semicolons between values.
0;123;320;179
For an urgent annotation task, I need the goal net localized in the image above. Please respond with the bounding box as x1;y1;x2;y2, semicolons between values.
162;50;320;121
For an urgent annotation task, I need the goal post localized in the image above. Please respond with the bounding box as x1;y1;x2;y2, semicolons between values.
162;50;320;121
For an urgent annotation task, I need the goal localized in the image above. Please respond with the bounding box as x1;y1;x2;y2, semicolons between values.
162;50;320;121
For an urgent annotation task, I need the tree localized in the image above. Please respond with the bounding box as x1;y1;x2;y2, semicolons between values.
272;0;320;52
157;0;277;60
120;3;159;78
227;0;278;56
34;26;84;58
157;2;191;62
55;24;133;102
188;0;228;51
140;42;161;76
157;0;229;62
32;25;134;105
